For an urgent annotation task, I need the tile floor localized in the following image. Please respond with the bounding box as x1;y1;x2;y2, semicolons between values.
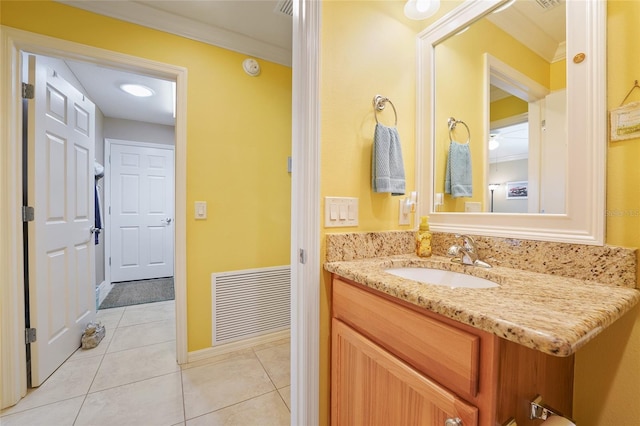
0;301;291;426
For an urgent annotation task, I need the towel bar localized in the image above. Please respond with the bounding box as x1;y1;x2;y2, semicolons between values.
373;95;398;126
448;116;470;144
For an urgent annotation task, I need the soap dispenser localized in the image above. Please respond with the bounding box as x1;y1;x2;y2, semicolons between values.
416;216;432;257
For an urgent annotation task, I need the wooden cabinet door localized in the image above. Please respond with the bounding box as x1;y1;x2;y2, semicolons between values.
332;319;478;426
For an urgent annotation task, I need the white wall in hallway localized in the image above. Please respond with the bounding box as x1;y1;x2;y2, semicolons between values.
104;117;175;145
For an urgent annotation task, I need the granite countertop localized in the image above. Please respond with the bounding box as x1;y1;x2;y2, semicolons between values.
325;254;640;357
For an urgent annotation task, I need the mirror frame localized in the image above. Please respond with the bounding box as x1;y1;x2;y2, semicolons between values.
416;0;606;245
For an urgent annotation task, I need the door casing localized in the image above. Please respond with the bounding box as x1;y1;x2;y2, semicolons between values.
0;26;188;406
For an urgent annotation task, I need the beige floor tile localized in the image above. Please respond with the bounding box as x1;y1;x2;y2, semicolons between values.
255;342;290;389
182;351;275;420
95;307;125;329
186;391;290;426
75;373;184;426
0;356;101;414
119;301;175;327
0;396;84;426
90;341;179;392
250;337;290;352
278;386;291;411
107;319;175;353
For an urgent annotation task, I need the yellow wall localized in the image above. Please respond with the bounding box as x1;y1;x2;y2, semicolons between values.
320;1;640;425
490;95;528;122
573;1;640;424
0;0;292;352
435;18;551;212
318;0;445;422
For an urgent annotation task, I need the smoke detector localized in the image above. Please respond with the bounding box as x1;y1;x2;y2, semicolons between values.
243;58;261;77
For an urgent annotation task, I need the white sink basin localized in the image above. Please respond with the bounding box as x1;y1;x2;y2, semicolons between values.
385;267;499;289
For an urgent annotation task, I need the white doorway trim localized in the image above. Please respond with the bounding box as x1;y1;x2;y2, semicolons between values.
291;1;321;425
104;139;176;287
0;26;188;407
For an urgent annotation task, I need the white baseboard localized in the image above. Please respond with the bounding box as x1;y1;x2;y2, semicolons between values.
95;280;113;308
187;329;290;364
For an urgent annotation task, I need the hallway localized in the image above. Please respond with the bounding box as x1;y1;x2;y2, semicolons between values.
0;301;291;425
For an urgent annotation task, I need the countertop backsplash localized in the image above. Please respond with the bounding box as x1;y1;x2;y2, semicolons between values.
326;231;637;288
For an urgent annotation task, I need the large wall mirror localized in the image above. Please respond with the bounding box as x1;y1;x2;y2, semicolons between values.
416;0;606;245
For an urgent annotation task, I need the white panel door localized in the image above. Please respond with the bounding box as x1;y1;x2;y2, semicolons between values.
110;143;174;282
27;56;96;386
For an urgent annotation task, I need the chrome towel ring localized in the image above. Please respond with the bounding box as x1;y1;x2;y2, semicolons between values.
373;95;398;126
448;117;470;144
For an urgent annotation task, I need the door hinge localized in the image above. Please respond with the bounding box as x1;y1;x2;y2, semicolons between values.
22;206;35;222
299;248;307;264
22;83;35;99
25;328;37;344
109;257;111;266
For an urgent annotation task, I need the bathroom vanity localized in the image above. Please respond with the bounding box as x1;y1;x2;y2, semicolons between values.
325;232;640;426
331;275;572;426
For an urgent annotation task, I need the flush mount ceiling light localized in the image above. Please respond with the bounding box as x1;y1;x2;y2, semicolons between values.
404;0;440;20
120;83;154;97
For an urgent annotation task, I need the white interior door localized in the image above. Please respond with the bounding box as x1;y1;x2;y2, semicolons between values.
27;55;96;387
109;142;175;282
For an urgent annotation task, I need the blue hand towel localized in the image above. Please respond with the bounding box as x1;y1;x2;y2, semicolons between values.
445;141;472;198
372;123;406;195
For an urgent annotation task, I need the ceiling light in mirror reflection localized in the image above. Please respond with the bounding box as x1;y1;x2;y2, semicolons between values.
404;0;440;20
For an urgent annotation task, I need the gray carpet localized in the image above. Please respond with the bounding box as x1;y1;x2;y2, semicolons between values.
99;277;174;310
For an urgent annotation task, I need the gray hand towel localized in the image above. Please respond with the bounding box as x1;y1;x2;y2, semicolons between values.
372;123;406;195
445;141;472;198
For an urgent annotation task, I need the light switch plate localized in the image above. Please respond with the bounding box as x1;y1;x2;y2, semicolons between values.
325;197;358;227
195;201;207;219
399;198;410;225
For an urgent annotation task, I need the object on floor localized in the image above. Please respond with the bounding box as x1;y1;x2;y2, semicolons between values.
99;277;175;309
81;322;106;349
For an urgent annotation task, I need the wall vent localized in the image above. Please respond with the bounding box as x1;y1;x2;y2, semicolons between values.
274;0;293;17
534;0;561;11
212;265;290;345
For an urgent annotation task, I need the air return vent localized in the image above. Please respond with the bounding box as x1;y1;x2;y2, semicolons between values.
535;0;561;11
212;265;290;345
274;0;293;17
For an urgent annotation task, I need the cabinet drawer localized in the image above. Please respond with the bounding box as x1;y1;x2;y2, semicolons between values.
333;277;480;398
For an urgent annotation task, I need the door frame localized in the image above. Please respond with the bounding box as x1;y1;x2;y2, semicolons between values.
104;139;176;287
0;26;188;406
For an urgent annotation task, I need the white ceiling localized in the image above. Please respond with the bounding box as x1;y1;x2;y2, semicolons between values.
489;121;529;163
56;0;293;127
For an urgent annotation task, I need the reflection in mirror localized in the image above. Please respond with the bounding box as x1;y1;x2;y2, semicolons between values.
417;0;605;244
433;0;566;214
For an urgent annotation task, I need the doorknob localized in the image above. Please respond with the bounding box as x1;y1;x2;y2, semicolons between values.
89;226;96;234
162;218;173;225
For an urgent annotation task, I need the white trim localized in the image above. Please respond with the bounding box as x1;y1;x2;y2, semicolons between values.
96;280;113;307
0;26;189;408
187;330;290;364
416;0;606;245
291;1;320;425
57;1;292;67
0;25;28;409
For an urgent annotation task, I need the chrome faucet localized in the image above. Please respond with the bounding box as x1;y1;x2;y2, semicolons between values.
447;234;492;268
